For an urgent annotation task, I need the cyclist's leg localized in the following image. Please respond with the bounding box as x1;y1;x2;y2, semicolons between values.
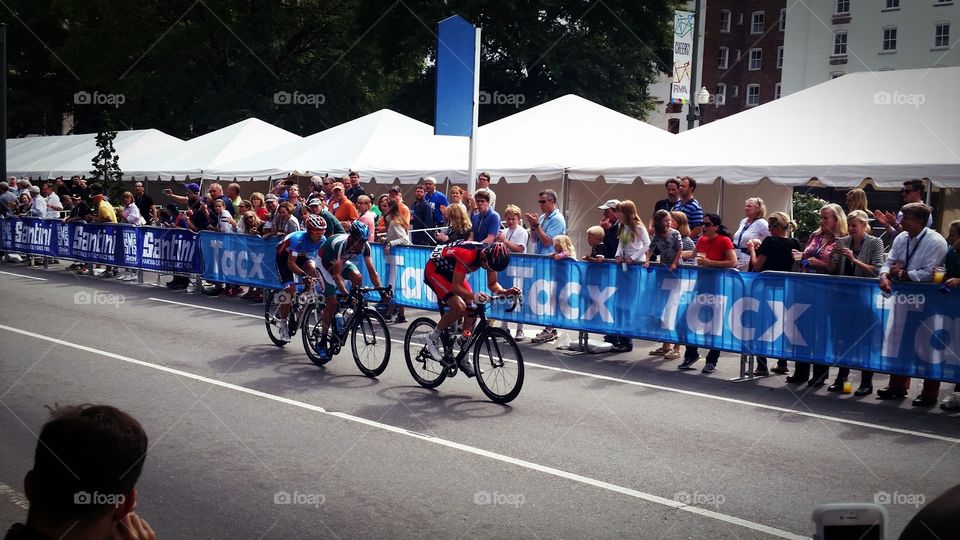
425;261;467;334
276;252;296;319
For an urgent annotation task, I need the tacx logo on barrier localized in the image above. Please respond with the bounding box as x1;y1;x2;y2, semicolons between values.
207;240;266;280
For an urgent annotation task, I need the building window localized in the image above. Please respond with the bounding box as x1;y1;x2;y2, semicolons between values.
715;83;726;105
935;23;950;48
720;9;731;32
833;31;848;55
752;11;765;34
668;118;680;134
746;84;760;106
777;46;784;68
779;9;786;32
884;0;900;9
774;83;782;100
883;27;897;51
749;48;762;70
836;0;850;14
934;0;952;5
830;71;844;79
718;47;729;69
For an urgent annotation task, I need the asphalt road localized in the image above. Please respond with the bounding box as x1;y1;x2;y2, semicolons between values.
1;262;958;539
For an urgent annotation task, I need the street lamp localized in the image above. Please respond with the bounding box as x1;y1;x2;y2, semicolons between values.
688;86;711;127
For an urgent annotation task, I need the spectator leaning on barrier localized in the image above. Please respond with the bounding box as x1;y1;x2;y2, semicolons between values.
525;189;566;256
747;212;801;376
469;189;500;244
118;192;142;281
250;192;270;221
422;177;448;226
673;176;704;240
476;172;496;209
356;195;377;243
211;198;237;233
206;183;236;218
382;198;412;324
823;209;885;395
678;213;738;374
788;204;847;386
184;194;209;233
375;194;390;236
732;197;769;271
411;184;436;246
496;205;528;341
877;202;949;407
646;212;684;360
29;185;47;218
670;211;696;263
939;221;960;410
17;192;32;215
4;404;154;540
874;179;933;236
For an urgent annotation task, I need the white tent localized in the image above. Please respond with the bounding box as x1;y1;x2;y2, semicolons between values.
123;118;301;180
475;94;678;183
570;67;960;187
207;109;467;183
9;129;183;180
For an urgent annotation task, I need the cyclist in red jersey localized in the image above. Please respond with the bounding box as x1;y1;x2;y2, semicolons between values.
423;241;519;376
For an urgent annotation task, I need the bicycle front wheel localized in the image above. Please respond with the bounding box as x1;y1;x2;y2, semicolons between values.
404;317;446;388
351;309;391;377
301;305;332;367
265;289;291;347
473;327;524;404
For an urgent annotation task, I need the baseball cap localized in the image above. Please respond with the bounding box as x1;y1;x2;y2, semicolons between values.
185;183;201;193
265;193;279;202
307;198;322;207
598;199;621;210
332;182;345;192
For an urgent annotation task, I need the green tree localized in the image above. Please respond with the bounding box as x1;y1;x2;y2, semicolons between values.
89;128;123;198
792;192;827;243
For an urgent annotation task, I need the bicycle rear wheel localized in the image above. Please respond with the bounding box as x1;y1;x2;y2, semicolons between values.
265;289;292;347
351;309;391;377
473;327;524;404
404;317;446;388
302;305;332;367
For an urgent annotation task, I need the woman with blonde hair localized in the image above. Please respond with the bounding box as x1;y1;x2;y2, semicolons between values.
614;200;650;264
670;211;696;263
845;188;869;214
250;192;269;220
435;203;471;243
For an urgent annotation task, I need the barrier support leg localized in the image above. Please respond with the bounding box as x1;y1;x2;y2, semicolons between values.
730;354;761;383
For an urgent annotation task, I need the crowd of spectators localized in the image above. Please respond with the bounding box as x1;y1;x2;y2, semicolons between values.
2;172;959;409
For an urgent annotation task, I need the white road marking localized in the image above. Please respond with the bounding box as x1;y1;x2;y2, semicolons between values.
145;298;960;444
147;298;262;319
0;323;805;539
0;270;47;281
0;481;30;510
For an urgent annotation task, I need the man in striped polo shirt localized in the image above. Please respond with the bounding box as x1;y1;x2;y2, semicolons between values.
672;176;704;240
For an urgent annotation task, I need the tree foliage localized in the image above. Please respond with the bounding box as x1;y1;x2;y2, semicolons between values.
4;0;677;138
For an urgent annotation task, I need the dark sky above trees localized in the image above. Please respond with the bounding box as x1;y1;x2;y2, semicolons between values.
4;0;677;138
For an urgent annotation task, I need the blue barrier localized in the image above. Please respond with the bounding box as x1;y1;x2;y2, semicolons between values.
2;217;957;383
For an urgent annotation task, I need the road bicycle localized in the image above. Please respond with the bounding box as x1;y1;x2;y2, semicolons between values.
301;285;393;377
403;294;524;404
264;280;323;347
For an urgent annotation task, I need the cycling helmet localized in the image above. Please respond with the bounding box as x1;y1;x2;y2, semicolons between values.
305;214;326;231
483;242;510;272
349;220;369;241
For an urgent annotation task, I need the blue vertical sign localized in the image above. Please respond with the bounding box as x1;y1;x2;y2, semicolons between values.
435;15;478;137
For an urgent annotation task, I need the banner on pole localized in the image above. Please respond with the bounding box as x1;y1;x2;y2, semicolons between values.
435;15;478;137
671;10;695;104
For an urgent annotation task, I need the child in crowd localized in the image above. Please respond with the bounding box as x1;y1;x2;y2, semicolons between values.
583;226;608;262
670;211;696;264
645;209;684;359
533;235;576;344
496;205;528;340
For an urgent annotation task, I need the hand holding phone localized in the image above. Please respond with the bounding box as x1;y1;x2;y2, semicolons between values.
812;503;886;540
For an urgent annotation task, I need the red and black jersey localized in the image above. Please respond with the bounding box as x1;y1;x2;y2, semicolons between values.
429;241;485;280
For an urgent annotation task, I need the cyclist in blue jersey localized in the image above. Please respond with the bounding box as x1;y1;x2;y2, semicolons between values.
275;214;326;341
315;221;387;360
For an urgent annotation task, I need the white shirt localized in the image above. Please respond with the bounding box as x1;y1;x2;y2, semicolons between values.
45;192;63;219
880;229;948;282
615;223;651;262
29;195;46;218
122;203;142;225
503;225;528;253
733;217;770;268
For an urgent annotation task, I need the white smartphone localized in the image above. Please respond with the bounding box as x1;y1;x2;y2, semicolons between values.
812;503;887;540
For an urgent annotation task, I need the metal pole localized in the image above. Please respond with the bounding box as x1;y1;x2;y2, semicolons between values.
467;26;481;195
1;24;7;180
685;0;702;131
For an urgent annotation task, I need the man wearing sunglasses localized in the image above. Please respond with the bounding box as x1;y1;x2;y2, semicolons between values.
874;179;933;236
524;189;566;256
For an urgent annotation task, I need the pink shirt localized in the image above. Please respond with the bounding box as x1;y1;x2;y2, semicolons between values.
801;234;836;274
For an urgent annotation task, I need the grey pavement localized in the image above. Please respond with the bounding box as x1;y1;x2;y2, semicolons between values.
1;261;958;539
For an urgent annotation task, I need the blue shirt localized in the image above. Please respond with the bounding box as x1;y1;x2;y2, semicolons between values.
533;208;566;256
471;209;502;243
282;230;324;257
424;190;449;225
